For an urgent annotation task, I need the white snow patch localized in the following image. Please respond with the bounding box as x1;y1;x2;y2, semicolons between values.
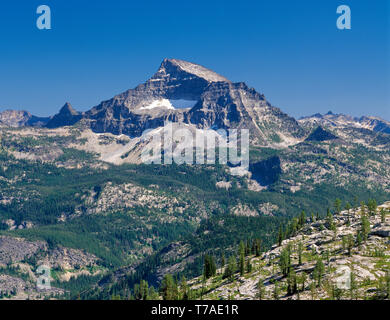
140;99;197;110
140;99;175;110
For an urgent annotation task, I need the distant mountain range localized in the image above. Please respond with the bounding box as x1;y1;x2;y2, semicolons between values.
299;111;390;135
1;59;388;148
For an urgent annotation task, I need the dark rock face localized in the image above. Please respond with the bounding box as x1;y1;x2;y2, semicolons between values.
46;103;82;128
249;156;282;186
0;110;50;127
370;224;390;237
305;126;338;142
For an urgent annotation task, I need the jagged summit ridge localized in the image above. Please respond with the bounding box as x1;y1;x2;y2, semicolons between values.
0;109;50;127
85;58;228;115
152;58;230;83
299;112;390;135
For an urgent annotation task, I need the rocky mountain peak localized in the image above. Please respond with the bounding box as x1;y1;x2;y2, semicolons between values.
153;58;230;84
59;102;79;116
72;59;306;145
46;103;82;129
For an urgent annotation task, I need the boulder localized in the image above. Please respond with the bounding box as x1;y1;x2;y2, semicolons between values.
369;224;390;237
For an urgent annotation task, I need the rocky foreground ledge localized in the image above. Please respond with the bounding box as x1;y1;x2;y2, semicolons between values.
189;201;390;300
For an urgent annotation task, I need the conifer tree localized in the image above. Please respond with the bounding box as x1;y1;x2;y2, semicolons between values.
246;258;252;273
140;279;149;300
325;248;330;265
367;199;377;216
356;231;362;248
342;236;347;252
332;284;343;300
161;274;177;300
299;272;307;292
257;278;266;300
361;214;370;242
298;241;303;265
273;282;280;300
291;218;299;236
279;246;291;277
350;272;357;300
255;239;262;257
310;281;316;300
239;242;245;276
203;254;216;279
345;202;352;225
180;276;189;300
334;198;342;214
223;255;237;280
313;258;325;287
380;208;386;223
347;234;354;256
299;210;306;227
134;280;149;300
221;251;225;269
239;240;245;256
245;239;250;256
251;239;256;255
278;227;284;247
287;268;297;295
326;208;336;231
360;201;366;215
148;286;160;300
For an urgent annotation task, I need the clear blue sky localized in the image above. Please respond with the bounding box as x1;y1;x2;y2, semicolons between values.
0;0;389;120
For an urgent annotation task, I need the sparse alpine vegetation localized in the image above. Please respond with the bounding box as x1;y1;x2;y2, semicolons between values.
182;201;390;300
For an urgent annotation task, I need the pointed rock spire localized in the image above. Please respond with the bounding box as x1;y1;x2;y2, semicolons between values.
46;102;82;128
59;102;79;116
